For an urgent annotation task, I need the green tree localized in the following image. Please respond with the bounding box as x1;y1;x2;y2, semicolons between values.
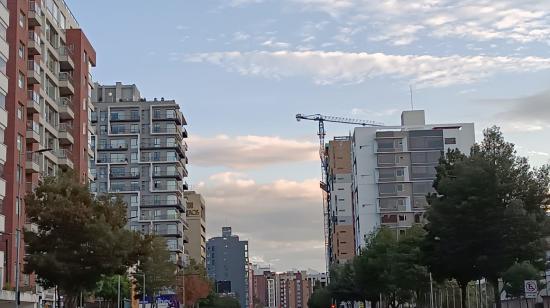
133;236;177;298
502;262;541;299
198;292;240;308
424;127;549;308
24;172;141;307
95;275;131;307
308;287;332;308
328;263;362;304
354;226;429;308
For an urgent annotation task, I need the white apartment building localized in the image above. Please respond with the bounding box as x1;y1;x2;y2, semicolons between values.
351;110;474;251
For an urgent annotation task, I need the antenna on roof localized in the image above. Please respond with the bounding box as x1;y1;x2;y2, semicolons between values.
409;85;414;110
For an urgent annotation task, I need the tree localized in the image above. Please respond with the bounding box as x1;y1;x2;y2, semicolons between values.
502;262;540;299
198;292;241;308
328;263;362;304
423;127;550;308
308;287;332;308
95;275;131;307
133;236;177;298
24;172;141;307
184;259;211;307
354;226;429;308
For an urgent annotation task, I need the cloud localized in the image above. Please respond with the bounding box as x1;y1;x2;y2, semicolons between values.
184;50;550;87
200;172;325;271
188;135;318;169
289;0;550;46
232;31;251;41
492;89;550;132
261;39;291;49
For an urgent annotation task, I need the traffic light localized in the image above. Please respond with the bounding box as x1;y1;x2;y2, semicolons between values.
330;304;336;308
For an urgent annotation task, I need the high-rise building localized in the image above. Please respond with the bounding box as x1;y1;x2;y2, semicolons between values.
89;82;189;268
275;271;312;308
2;0;96;288
351;110;474;251
184;190;206;265
0;0;9;290
206;227;249;308
326;137;355;265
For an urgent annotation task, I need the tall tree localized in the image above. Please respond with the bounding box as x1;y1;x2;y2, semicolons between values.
502;262;540;299
133;236;177;298
184;259;211;307
95;275;131;307
308;287;332;308
24;172;141;307
424;127;550;308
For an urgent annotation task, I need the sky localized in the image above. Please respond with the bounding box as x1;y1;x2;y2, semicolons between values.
67;0;550;272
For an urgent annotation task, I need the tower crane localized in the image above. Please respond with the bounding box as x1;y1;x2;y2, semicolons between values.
296;113;384;273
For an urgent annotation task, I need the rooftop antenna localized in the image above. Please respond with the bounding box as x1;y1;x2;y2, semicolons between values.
409;85;414;110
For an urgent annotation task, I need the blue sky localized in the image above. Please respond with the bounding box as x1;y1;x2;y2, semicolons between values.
68;0;550;271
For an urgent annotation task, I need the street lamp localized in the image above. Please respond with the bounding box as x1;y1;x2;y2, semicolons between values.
15;148;51;308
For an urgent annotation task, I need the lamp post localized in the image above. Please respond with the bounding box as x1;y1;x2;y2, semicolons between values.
15;148;51;308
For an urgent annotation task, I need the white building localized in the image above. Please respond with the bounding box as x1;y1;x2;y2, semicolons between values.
351;110;474;251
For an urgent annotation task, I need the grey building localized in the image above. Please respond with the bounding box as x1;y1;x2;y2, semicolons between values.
89;82;189;266
207;227;249;308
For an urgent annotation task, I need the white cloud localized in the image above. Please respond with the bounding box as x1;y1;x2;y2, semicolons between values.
200;172;325;271
188;134;318;169
289;0;550;45
184;50;550;87
261;39;291;49
232;31;251;41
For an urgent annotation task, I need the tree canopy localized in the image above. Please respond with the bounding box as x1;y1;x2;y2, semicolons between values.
24;172;142;305
133;236;177;298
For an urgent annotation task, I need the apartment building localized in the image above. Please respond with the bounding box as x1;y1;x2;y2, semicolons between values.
326;137;355;265
206;227;249;308
275;271;312;308
89;82;189;268
2;0;95;289
183;190;206;265
0;0;8;291
351;110;474;251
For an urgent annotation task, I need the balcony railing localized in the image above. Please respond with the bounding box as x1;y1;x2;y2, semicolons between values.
109;171;140;179
26;121;40;134
152;127;181;134
59;72;73;83
140;154;181;163
60;97;73;108
141;138;184;149
142;213;183;221
97;143;128;151
28;31;41;45
27;90;39;104
27;60;40;72
29;1;41;14
96;156;128;164
153;229;183;237
26;152;40;164
58;123;72;133
55;149;72;159
152;170;183;178
58;46;73;57
109;183;140;192
141;198;184;208
110;113;140;121
110;127;139;134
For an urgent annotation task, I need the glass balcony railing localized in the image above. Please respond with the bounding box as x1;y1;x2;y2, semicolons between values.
58;123;72;133
29;1;41;14
28;31;41;45
27;60;40;72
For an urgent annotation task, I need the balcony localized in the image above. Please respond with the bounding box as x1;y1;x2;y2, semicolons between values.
109;171;140;179
154;229;183;238
27;90;40;113
0;143;5;164
58;72;75;95
152;110;184;125
56;149;74;169
109;183;140;193
151;126;182;136
110;112;140;122
28;31;42;55
141;138;185;151
58;46;75;71
58;123;74;145
141;198;185;211
59;97;74;120
26;123;40;143
26;152;40;173
96;156;128;164
97;143;128;151
26;182;38;194
151;182;182;192
152;170;183;180
110;126;140;135
28;1;43;27
90;112;98;122
0;178;5;200
141;153;183;164
27;60;41;85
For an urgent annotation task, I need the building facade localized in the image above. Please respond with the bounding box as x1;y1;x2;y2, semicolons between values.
184;190;206;265
0;0;8;290
351;110;475;251
90;82;189;267
275;271;312;308
206;227;249;308
2;0;95;289
326;137;355;265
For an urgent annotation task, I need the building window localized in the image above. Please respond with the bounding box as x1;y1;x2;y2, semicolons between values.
131;152;138;163
0;55;6;75
445;138;457;145
18;71;24;89
0;92;5;109
18;42;24;58
17;134;23;152
18;11;25;28
17;104;23;119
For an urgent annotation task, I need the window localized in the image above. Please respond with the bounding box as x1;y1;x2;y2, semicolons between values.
131;152;138;163
131;138;138;149
18;11;25;28
0;22;6;40
0;55;6;75
17;134;23;152
396;168;404;177
18;42;24;58
130;167;138;176
445;138;457;145
17;104;23;119
130;195;138;207
18;71;24;89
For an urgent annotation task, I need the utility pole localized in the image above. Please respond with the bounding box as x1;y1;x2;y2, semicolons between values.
117;275;121;308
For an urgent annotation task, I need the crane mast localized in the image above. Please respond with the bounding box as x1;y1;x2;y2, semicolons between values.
296;113;383;274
